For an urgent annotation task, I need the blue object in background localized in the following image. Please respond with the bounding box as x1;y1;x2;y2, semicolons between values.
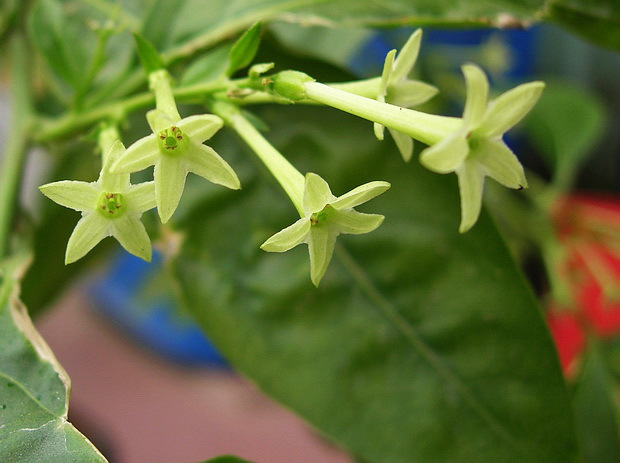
423;27;538;81
350;26;538;82
90;251;228;368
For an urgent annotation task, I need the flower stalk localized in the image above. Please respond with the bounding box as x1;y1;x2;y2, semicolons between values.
97;124;121;162
302;81;461;145
149;70;182;122
212;101;305;215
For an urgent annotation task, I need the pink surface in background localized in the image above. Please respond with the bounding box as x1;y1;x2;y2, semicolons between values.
36;289;353;463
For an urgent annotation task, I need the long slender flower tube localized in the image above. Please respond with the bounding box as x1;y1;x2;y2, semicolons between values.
261;173;390;286
39;141;156;263
111;70;240;223
269;64;543;233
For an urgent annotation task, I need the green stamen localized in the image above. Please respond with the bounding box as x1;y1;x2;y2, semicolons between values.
98;192;126;218
310;205;331;225
157;126;189;155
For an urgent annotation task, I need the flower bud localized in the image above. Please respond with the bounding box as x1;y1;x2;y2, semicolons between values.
270;71;315;102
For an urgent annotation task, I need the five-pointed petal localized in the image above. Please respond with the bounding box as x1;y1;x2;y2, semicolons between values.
375;29;439;161
419;63;544;233
261;173;390;286
111;109;240;223
39;141;157;264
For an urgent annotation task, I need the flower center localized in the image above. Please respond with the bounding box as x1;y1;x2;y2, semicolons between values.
157;126;189;155
465;133;483;160
97;192;126;218
310;204;331;226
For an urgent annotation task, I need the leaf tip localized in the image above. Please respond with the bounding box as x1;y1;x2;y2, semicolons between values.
133;31;165;75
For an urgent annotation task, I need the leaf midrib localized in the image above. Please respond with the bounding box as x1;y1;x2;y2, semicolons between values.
334;245;532;460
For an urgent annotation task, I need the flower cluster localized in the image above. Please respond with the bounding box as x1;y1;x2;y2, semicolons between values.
40;71;240;262
270;29;543;234
39;28;545;286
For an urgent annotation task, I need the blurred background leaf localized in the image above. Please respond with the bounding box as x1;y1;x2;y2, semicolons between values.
524;82;606;191
180;44;232;85
28;0;93;92
547;0;620;52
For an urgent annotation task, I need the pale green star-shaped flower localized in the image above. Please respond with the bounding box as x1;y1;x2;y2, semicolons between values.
111;109;240;223
419;63;544;233
261;172;390;286
374;29;438;161
39;141;157;264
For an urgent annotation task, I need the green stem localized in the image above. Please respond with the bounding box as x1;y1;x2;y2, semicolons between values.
35;92;151;143
213;101;305;215
149;70;181;121
0;33;33;259
303;81;461;146
97;124;120;164
34;79;236;143
33;75;385;144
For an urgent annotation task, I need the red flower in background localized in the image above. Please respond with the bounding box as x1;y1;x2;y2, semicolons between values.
546;310;585;374
547;194;620;375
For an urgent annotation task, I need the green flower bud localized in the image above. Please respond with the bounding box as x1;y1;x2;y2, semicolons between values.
270;71;315;102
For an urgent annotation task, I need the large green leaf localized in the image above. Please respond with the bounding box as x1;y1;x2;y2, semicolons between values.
173;106;579;463
279;0;544;26
572;343;620;463
173;0;543;45
0;253;107;462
